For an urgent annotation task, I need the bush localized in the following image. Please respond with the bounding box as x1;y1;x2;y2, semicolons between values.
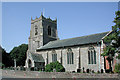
114;64;120;73
92;70;94;73
97;70;100;73
0;63;5;69
45;61;65;72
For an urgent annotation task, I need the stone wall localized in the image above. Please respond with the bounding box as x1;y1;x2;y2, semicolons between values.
36;43;104;72
2;70;120;78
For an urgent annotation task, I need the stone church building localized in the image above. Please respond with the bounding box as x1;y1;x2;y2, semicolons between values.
25;14;112;72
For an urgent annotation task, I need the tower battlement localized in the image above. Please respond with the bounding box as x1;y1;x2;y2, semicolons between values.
29;13;58;52
31;13;57;24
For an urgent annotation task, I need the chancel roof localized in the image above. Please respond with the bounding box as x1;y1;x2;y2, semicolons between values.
37;31;110;51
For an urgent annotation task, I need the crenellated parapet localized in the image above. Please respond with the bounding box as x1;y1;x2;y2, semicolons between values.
31;13;57;24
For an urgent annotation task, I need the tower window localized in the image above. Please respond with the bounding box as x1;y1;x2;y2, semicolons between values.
37;41;40;48
35;25;38;35
48;26;51;36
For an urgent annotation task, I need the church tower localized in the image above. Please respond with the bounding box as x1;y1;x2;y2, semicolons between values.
28;13;58;52
25;13;58;68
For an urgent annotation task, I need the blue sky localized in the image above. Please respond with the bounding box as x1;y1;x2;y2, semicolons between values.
2;2;118;52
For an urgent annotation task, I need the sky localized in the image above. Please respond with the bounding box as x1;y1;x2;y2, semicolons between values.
2;2;118;53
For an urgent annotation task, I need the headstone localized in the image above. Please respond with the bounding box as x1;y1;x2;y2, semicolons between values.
77;68;81;72
17;66;20;71
53;69;56;72
101;69;103;73
86;69;89;73
82;67;85;73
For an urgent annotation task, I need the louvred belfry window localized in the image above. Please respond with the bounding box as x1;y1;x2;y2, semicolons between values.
35;25;38;35
48;26;51;36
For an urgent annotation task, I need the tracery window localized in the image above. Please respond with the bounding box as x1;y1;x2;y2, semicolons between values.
88;46;96;64
52;50;57;62
67;48;74;64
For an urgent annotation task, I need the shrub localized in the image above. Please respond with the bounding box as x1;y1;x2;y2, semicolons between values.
114;64;120;73
1;63;5;69
45;61;65;72
97;70;100;73
92;70;94;73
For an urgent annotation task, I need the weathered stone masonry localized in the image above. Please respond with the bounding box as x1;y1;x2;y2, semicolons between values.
25;13;111;72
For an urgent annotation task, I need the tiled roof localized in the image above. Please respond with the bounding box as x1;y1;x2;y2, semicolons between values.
31;53;44;62
37;31;109;51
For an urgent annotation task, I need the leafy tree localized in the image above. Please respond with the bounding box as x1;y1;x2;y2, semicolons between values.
45;61;65;72
102;11;120;72
114;64;120;73
10;44;28;66
1;46;12;67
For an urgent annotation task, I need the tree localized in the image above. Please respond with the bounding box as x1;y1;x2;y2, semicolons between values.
45;61;65;72
114;64;120;73
102;11;120;72
10;44;28;66
1;46;12;67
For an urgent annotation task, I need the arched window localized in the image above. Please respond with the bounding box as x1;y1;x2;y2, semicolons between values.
28;59;32;68
94;50;96;64
35;25;38;35
52;50;57;62
88;46;96;64
67;48;74;64
91;51;93;64
88;51;90;64
46;52;48;64
48;26;51;36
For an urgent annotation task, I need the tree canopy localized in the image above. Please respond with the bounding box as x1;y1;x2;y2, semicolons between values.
101;11;120;72
0;46;12;67
10;44;28;66
102;11;120;57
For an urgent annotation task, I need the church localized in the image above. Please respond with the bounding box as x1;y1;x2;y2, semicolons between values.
25;13;112;72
